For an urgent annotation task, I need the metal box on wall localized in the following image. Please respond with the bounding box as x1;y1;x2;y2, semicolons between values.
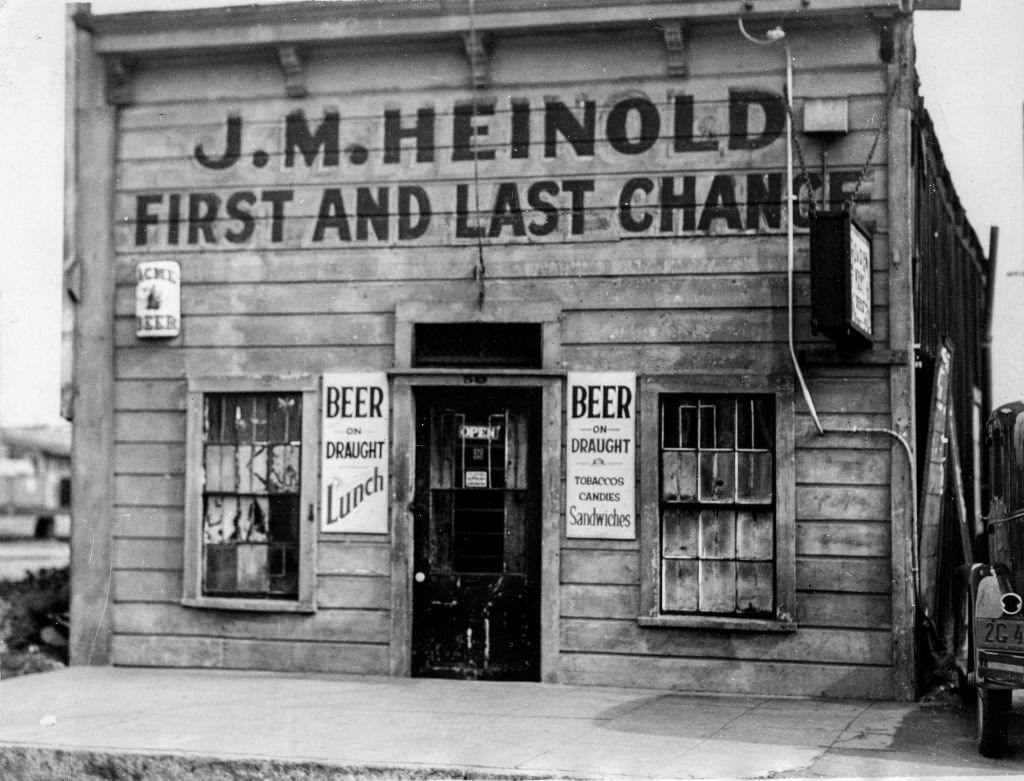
810;210;874;352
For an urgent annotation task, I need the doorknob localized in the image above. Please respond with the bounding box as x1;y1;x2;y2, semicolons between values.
414;571;426;583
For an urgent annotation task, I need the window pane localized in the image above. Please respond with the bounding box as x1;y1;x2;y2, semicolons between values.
237;496;269;542
269;395;301;442
736;561;773;614
236;543;269;593
662;559;698;612
206;396;223;443
201;392;302;600
204;445;225;492
204;495;238;543
658;392;777;618
269;495;300;543
662;508;698;558
204;544;237;593
699;399;734;449
699;559;736;613
662;451;697;502
736;510;773;560
268;444;301;493
251;395;269;443
269;545;299;595
751;398;772;449
698;509;735;559
736;452;773;502
699;451;735;502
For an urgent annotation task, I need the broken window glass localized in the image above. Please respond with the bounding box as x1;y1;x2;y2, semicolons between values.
202;392;301;599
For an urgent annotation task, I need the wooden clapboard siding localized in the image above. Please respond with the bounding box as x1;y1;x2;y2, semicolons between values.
114;346;395;380
115;443;186;475
113;537;184;571
317;542;391;576
561;549;638;585
317;575;391;609
797;521;891;558
114;474;185;507
112;507;184;539
115;276;794;316
117;308;886;349
115;411;185;443
561;584;639;620
115;144;889;190
796;485;890;521
796;557;891;594
560;618;891;666
102;12;898;697
114;313;394;349
796;449;891;484
561;585;892;629
113;569;182;603
111;634;388;674
799;593;892;630
113;602;389;644
558;653;891;699
111;238;890;284
114;380;187;411
113;274;890;320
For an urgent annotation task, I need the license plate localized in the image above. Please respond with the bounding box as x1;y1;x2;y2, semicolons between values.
979;617;1024;651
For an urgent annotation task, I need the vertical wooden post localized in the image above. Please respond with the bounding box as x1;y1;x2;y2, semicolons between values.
886;13;917;702
67;9;118;667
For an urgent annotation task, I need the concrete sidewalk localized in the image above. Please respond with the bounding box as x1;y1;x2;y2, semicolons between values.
0;667;1015;779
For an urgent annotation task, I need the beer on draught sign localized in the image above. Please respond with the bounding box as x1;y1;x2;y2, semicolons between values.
321;373;390;533
135;260;181;338
566;372;637;539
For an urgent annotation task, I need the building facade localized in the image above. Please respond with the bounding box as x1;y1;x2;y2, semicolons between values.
67;0;984;700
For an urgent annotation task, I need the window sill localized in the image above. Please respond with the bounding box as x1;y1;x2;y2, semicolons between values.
181;597;316;614
638;614;797;632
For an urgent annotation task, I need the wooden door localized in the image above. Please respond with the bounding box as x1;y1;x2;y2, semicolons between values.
412;388;541;680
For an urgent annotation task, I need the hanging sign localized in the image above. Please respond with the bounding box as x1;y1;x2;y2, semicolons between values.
566;372;636;539
848;221;872;334
321;372;389;533
135;260;181;338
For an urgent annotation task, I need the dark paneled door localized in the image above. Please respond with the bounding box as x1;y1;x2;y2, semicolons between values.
412;388;541;680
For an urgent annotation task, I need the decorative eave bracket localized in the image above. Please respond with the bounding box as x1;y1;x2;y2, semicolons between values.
277;45;308;98
659;20;688;78
104;55;134;106
461;31;491;90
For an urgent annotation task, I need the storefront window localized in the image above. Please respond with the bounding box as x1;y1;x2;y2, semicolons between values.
639;377;795;630
201;393;302;599
659;395;775;616
182;377;317;612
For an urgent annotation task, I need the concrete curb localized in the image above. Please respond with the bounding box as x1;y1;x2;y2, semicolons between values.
0;745;566;781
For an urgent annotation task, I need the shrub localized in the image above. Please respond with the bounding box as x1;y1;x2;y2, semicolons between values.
0;567;70;675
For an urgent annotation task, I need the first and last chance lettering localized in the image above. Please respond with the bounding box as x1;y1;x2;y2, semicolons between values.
132;92;869;246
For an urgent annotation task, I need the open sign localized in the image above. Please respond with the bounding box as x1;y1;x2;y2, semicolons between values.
459;425;500;440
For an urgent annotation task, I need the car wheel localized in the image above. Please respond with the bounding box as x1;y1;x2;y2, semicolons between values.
977;685;1011;757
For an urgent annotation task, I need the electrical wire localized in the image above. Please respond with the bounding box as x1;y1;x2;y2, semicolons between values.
738;18;823;436
468;0;486;309
738;16;919;590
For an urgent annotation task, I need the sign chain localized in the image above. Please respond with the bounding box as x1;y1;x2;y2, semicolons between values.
847;79;898;212
788;78;899;216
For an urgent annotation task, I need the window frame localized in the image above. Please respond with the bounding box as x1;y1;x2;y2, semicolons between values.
182;375;318;613
638;375;796;632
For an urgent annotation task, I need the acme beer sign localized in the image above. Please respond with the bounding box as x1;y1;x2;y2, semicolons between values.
124;88;872;250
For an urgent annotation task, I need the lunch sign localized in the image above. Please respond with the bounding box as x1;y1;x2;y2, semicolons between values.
124;88;872;249
321;373;389;534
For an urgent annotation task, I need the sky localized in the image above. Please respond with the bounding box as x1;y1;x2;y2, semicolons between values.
0;0;1020;427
